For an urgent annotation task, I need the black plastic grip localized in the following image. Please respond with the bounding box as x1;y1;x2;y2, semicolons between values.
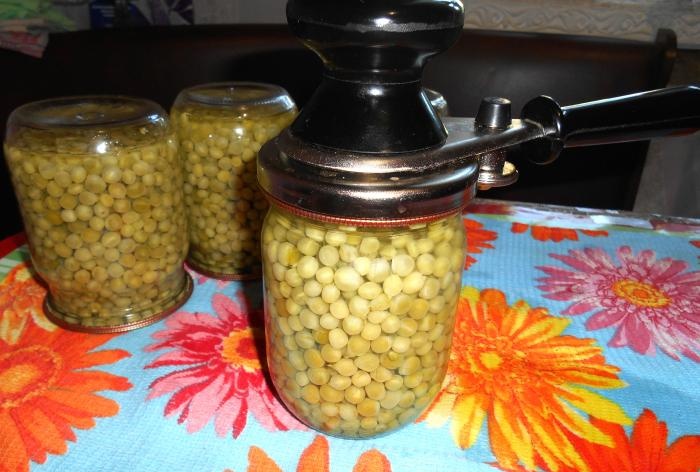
521;85;700;164
286;0;464;153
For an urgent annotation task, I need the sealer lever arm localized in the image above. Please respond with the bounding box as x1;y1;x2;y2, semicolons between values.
520;85;700;165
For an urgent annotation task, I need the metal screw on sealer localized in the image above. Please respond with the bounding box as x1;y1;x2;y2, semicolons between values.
473;96;518;190
471;85;700;190
467;87;700;191
256;0;700;439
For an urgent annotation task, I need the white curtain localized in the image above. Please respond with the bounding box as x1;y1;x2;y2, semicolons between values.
463;0;700;48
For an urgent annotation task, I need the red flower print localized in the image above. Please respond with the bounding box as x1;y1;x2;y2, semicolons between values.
464;218;497;269
501;409;700;472
511;223;608;242
0;321;131;472
538;246;700;361
569;409;700;472
145;291;302;437
0;233;25;258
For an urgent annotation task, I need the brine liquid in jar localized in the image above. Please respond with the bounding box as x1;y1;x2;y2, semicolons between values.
261;203;465;438
3;95;192;332
171;83;297;279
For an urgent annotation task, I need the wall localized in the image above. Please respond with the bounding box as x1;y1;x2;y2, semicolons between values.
194;0;285;24
191;0;700;47
54;1;700;46
463;0;700;48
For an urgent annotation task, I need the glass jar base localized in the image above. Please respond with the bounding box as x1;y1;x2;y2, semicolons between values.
186;258;261;281
296;415;415;440
43;273;194;334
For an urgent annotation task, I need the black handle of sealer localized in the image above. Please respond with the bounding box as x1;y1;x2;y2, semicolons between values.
521;85;700;164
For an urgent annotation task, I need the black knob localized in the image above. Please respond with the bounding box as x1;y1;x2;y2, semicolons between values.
287;0;465;153
475;97;512;129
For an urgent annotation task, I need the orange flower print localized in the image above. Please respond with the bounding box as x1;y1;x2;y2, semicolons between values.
0;262;55;345
464;218;497;269
227;435;392;472
419;287;630;472
0;321;131;472
568;409;700;472
502;409;700;472
511;223;608;242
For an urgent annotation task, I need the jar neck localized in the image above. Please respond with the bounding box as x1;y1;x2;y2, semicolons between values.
264;192;463;228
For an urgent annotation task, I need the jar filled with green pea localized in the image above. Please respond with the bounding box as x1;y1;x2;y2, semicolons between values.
3;96;192;332
171;82;297;279
257;0;485;439
261;205;465;437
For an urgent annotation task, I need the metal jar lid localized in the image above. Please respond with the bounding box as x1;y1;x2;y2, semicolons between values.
258;0;477;224
258;125;481;224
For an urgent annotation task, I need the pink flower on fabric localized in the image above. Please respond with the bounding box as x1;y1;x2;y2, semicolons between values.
537;246;700;362
145;292;303;437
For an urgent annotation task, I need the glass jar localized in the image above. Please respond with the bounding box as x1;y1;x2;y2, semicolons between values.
171;82;297;279
3;96;192;332
261;203;465;438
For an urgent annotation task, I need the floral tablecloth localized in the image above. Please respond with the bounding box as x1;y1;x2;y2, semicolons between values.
1;199;699;472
